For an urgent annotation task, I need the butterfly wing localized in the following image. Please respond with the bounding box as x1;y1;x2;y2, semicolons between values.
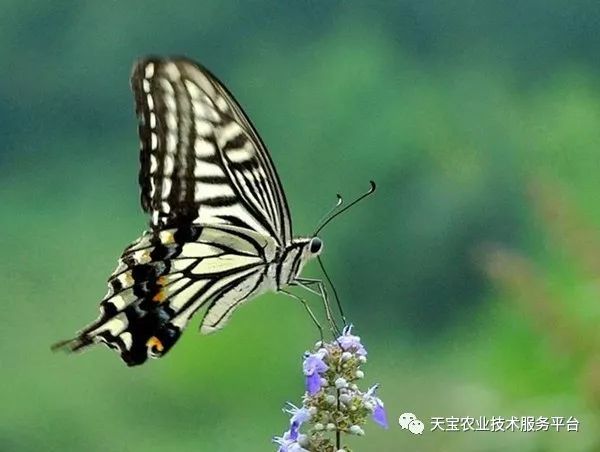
54;224;276;366
53;57;292;365
131;56;292;246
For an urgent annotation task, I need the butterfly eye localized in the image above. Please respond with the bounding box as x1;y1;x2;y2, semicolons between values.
310;237;323;254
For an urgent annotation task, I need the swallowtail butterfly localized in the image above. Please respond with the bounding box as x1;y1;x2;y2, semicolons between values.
53;57;374;366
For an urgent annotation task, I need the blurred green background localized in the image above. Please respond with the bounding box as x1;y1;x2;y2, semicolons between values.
2;1;600;451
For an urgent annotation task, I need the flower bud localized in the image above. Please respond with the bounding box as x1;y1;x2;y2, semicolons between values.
339;393;352;404
297;434;309;447
349;425;365;435
335;378;348;389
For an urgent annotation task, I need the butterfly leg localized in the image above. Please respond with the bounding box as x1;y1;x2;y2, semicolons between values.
316;257;347;327
296;276;346;328
293;278;341;336
280;289;324;342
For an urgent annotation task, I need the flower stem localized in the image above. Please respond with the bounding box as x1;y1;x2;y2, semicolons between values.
336;388;341;449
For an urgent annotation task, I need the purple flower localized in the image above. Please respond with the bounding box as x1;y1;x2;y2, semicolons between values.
373;401;388;429
365;384;388;429
284;403;311;440
273;432;308;452
302;351;328;395
337;324;367;356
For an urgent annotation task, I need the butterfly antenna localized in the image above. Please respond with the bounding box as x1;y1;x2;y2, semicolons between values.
313;194;343;235
314;181;376;235
317;255;346;326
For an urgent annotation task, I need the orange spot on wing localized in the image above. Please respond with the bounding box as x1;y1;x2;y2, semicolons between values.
152;290;165;302
146;336;164;352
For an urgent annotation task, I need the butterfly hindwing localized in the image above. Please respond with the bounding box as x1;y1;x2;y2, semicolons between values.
62;224;277;366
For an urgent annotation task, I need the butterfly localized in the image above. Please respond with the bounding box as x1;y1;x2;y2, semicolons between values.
52;56;375;366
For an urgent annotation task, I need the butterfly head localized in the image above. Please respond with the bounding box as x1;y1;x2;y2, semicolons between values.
309;236;323;255
294;236;324;263
279;236;324;286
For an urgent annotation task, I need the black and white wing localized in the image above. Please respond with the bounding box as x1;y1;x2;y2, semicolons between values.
53;224;277;366
131;56;292;246
52;57;291;366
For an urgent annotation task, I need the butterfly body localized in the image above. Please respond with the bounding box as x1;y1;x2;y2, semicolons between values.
53;56;329;366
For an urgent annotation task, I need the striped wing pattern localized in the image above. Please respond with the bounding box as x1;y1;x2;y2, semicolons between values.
54;57;298;365
131;57;292;246
68;224;277;366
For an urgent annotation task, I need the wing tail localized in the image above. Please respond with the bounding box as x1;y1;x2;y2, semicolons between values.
50;335;94;353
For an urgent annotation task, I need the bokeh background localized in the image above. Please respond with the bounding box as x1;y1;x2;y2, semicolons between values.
2;1;600;451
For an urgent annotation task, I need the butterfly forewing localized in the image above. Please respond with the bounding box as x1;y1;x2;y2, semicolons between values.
131;57;291;244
